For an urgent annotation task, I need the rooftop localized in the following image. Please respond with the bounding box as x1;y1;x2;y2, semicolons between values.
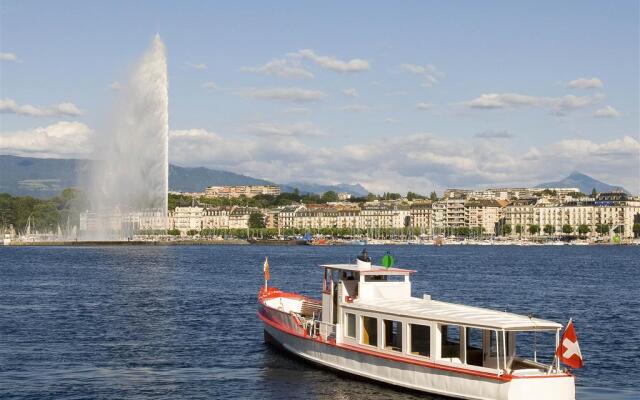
320;263;416;274
345;297;562;330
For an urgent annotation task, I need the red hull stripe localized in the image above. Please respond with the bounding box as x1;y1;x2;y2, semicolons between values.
258;298;573;382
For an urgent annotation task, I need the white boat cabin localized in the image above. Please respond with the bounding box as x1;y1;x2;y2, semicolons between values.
320;257;564;377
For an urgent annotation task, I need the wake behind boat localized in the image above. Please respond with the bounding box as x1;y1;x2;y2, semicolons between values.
257;250;582;400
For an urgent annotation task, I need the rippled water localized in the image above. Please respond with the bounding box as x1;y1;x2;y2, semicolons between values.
1;245;638;399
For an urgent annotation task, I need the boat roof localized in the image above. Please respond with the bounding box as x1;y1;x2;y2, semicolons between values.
343;297;562;330
320;263;416;274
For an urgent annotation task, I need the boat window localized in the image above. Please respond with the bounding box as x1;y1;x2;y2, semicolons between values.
441;325;461;359
466;327;484;366
345;313;356;338
364;275;387;282
410;323;430;357
362;316;378;347
384;320;402;352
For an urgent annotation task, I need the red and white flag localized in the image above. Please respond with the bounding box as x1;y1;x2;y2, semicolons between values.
263;257;270;282
556;319;583;369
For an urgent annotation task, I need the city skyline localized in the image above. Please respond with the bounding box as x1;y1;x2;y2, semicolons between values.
1;1;639;194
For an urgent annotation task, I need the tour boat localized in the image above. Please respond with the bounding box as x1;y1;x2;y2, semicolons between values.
257;251;580;400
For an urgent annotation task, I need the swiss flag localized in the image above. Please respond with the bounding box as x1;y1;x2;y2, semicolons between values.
556;319;583;369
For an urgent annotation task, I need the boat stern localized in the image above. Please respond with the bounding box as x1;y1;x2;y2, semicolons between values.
504;375;575;400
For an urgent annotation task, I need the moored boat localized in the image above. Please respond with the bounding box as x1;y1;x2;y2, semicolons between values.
257;250;581;399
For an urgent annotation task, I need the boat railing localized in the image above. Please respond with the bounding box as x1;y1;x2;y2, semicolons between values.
317;320;336;341
299;312;336;341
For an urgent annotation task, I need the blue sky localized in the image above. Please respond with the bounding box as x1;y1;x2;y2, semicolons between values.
1;1;639;193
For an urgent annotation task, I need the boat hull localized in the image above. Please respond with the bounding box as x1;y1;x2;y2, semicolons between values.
259;310;575;400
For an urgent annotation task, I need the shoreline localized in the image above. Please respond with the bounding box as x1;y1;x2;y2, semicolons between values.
3;239;638;247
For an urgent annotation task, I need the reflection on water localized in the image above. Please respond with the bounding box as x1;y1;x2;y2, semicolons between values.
0;245;638;399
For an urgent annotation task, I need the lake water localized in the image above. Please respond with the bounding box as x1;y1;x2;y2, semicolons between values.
1;245;638;399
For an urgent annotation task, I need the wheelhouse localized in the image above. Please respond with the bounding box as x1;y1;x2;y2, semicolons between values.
321;259;564;377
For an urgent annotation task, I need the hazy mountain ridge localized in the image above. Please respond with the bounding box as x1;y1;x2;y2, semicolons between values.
0;155;371;198
535;171;629;194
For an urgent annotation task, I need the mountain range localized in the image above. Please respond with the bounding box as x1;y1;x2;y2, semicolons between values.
1;155;630;199
0;155;371;198
535;171;629;194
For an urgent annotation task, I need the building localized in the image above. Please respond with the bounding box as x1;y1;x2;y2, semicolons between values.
410;202;432;233
171;206;203;234
205;185;281;199
202;206;232;230
464;199;508;235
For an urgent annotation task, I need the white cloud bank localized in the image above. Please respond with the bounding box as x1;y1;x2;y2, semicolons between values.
241;122;325;137
0;98;82;117
292;49;370;73
241;59;314;79
400;63;441;87
168;129;640;194
593;105;621;118
0;121;92;158
240;87;326;102
461;93;603;114
0;52;20;62
568;77;603;89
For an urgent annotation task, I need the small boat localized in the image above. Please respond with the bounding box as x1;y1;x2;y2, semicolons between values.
258;250;578;399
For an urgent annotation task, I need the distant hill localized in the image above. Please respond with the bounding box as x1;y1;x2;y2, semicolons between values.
0;155;91;198
535;171;629;194
169;164;274;192
0;155;370;198
284;182;370;197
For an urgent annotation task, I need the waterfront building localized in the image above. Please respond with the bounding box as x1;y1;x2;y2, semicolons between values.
205;185;281;199
445;197;466;228
464;199;508;235
410;202;432;232
228;206;262;229
171;206;203;234
202;206;232;230
504;199;537;236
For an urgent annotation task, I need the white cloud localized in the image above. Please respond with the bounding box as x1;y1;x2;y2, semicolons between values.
384;118;400;124
0;52;20;62
282;107;310;114
292;49;370;72
416;102;434;110
400;63;441;87
461;93;603;114
339;104;370;113
0;98;83;117
241;58;314;79
108;81;122;91
0;121;92;158
186;63;208;70
474;130;513;139
241;122;325;137
568;77;603;89
594;105;621;118
240;87;326;102
342;88;358;97
203;81;219;90
168;128;640;194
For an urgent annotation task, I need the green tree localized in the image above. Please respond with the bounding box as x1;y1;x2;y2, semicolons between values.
633;223;640;238
515;224;523;234
248;212;266;229
528;224;540;235
591;187;597;197
562;224;573;235
543;224;555;235
577;224;590;236
167;229;180;236
501;224;512;236
429;191;438;201
186;229;199;236
320;191;339;203
595;224;610;235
